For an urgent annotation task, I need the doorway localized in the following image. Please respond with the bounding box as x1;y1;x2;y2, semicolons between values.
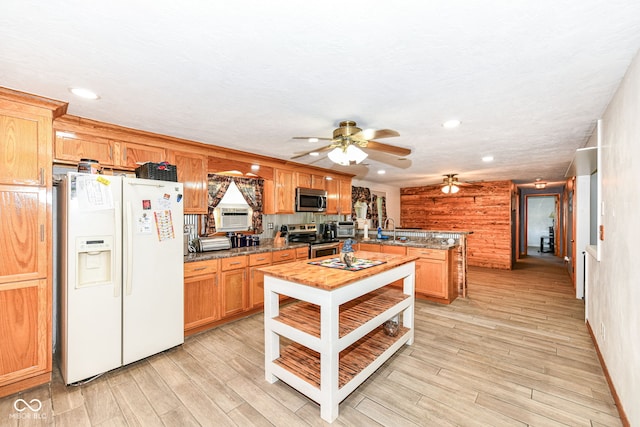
525;195;558;255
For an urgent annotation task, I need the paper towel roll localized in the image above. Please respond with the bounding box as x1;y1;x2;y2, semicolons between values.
363;223;369;240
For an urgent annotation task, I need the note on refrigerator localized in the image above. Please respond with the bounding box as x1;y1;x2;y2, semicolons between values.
74;175;114;211
154;210;175;241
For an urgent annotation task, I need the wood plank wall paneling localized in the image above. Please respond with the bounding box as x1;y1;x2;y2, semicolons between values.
401;180;513;270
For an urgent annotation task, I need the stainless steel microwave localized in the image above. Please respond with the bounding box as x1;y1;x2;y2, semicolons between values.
296;188;327;212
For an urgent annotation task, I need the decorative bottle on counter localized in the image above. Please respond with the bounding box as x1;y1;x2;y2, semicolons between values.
377;226;382;239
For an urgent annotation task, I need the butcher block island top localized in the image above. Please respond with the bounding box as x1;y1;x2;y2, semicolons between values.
260;251;417;423
257;251;418;290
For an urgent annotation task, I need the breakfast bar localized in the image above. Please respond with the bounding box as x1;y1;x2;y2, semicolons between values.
259;251;417;423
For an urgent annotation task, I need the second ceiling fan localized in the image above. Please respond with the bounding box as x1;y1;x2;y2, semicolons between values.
291;120;411;165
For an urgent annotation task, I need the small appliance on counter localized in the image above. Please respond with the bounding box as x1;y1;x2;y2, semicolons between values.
336;221;356;238
227;233;260;248
194;236;232;252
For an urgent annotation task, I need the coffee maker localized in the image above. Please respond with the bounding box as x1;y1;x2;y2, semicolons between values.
320;222;337;240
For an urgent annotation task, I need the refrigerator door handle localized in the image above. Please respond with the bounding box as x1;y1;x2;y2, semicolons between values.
125;201;134;295
114;202;121;298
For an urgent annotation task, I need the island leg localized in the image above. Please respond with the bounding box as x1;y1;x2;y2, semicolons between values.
264;281;280;383
319;296;340;422
402;266;415;345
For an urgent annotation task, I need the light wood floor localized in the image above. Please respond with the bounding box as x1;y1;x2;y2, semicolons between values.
1;255;621;426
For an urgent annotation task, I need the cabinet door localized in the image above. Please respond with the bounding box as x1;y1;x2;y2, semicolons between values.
311;174;326;190
0;186;47;284
0;279;50;386
339;178;352;215
325;179;338;214
296;172;312;189
250;266;266;308
358;243;381;253
120;142;166;169
220;269;248;317
54;132;115;166
184;272;219;332
415;258;447;298
0;112;48;186
170;150;207;214
274;169;294;214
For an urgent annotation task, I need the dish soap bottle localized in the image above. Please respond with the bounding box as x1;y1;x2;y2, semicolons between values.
377;226;382;239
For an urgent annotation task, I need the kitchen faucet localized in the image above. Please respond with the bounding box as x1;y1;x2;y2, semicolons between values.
384;217;396;241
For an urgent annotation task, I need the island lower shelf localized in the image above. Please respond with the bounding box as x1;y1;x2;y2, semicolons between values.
275;324;411;388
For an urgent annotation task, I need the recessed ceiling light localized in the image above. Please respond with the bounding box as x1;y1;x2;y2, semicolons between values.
442;119;461;129
251;164;260;171
482;155;494;162
377;170;386;175
308;137;319;143
325;176;333;181
309;152;319;156
69;87;99;100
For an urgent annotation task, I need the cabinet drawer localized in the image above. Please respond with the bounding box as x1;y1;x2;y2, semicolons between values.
220;256;248;271
184;260;218;276
272;249;295;263
407;247;446;260
249;252;272;266
295;246;309;259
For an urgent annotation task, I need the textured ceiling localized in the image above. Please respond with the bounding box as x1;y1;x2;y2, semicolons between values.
2;1;639;187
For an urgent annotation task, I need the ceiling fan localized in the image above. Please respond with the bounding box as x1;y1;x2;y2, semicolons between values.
440;174;477;194
291;120;411;166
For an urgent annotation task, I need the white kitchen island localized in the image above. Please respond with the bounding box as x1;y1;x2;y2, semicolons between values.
259;251;416;423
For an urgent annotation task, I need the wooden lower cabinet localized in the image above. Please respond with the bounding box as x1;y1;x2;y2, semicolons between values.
407;247;457;304
381;245;406;288
0;279;51;397
220;256;249;318
358;242;381;253
249;253;272;309
183;260;220;334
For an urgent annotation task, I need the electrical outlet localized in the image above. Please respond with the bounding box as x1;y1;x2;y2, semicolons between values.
268;222;274;229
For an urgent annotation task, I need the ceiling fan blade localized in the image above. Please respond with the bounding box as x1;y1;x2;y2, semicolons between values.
290;144;334;160
352;128;400;140
292;136;333;141
364;140;411;156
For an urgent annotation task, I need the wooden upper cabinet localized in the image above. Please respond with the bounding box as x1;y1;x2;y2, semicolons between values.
169;150;207;214
119;141;166;169
296;172;325;190
0;186;48;284
274;169;295;214
0;113;49;186
54;131;115;166
339;178;352;215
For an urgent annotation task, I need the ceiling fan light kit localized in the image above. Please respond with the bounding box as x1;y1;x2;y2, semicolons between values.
327;144;368;165
292;120;409;165
441;173;461;194
441;183;460;194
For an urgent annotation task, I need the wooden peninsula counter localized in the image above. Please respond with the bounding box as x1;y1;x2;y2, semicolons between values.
258;251;417;423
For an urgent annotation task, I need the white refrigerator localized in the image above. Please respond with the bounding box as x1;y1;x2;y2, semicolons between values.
59;172;184;384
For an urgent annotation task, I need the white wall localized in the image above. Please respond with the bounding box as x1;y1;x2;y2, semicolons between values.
352;179;401;225
586;47;640;425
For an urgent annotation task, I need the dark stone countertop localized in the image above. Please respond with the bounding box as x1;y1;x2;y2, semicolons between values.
184;240;308;263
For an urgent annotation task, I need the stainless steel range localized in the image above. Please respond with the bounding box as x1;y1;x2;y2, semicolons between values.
285;223;340;258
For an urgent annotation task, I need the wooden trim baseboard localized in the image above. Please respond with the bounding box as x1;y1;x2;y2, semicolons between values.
0;372;51;399
586;320;630;427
